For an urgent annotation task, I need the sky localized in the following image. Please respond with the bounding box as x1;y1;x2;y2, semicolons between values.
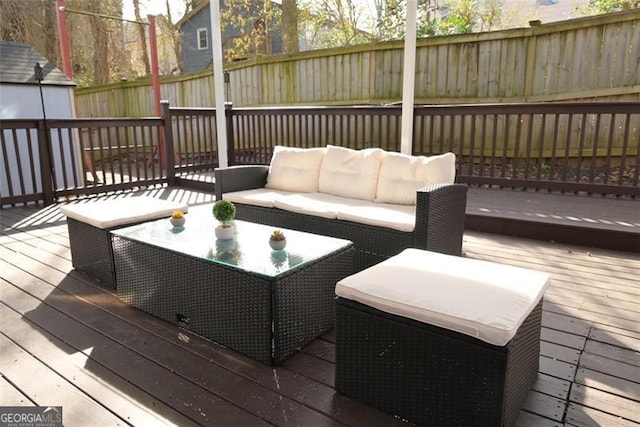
122;0;187;23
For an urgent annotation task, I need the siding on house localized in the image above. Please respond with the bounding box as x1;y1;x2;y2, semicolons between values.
181;5;217;73
179;2;284;73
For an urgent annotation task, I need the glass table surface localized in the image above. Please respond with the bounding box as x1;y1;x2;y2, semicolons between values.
112;212;352;278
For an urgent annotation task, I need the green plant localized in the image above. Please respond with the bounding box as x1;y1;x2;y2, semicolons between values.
270;230;286;241
212;200;236;226
540;161;551;175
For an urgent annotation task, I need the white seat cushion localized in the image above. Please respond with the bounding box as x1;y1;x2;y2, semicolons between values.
264;145;326;193
376;152;456;205
337;202;416;232
60;197;188;229
223;188;293;208
336;248;549;346
318;145;384;201
274;192;363;219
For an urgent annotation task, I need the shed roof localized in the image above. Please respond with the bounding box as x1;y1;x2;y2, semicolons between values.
0;41;76;86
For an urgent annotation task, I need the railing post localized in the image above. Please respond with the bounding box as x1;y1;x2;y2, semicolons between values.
225;103;235;166
36;120;55;205
161;100;176;186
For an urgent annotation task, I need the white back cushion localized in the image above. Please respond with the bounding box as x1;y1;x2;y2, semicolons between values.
265;146;326;193
336;248;550;346
318;145;384;201
375;152;456;205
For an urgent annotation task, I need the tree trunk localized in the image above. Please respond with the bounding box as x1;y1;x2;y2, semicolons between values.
89;3;110;84
281;0;299;54
133;0;151;75
166;0;184;73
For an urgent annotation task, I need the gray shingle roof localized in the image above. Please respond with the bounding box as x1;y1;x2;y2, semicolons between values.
0;41;76;86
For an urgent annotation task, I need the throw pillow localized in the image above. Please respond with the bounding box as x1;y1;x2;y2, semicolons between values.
375;152;456;205
265;146;326;193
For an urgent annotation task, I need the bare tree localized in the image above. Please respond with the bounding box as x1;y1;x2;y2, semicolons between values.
166;0;184;73
0;0;59;64
281;0;300;54
133;0;151;75
298;0;370;49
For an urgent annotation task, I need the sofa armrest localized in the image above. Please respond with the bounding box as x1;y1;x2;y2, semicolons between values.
214;165;269;200
414;183;468;256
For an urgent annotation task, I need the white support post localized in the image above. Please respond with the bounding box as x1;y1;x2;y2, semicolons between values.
209;0;229;168
400;0;418;155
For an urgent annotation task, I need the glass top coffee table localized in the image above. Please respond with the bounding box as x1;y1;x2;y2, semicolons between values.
111;212;354;365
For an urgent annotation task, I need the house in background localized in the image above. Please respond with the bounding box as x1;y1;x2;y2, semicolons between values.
0;41;81;201
177;0;285;73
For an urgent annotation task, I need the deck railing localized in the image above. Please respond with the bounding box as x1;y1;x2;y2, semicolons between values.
1;116;167;206
1;101;638;207
224;103;639;196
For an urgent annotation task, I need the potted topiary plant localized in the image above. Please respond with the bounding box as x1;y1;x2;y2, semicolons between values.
269;229;286;250
212;200;236;240
169;210;186;228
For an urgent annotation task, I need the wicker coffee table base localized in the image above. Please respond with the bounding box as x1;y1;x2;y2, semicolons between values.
113;235;354;365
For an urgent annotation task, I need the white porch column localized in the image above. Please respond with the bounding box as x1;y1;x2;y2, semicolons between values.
400;0;418;155
209;0;229;168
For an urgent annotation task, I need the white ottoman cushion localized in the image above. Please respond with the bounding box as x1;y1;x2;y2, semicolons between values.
335;248;549;346
60;197;189;229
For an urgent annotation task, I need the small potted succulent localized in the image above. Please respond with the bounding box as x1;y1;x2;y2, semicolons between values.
269;229;287;250
213;200;236;240
169;210;186;228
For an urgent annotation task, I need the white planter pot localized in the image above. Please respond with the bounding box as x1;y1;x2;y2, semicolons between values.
269;239;286;251
170;217;185;228
215;225;234;240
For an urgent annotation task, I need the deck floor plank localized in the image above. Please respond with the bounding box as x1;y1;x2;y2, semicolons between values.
583;341;640;367
569;384;640;423
541;327;587;350
541;341;581;365
521;390;566;422
579;353;640;384
0;302;198;427
565;402;640;427
1;188;638;426
0;375;33;406
539;356;577;382
589;329;640;352
575;368;640;402
531;373;572;400
0;334;127;426
0;279;270;426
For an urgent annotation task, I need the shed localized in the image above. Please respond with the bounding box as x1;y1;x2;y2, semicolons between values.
0;41;80;202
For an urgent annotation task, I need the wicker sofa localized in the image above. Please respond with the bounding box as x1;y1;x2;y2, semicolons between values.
215;145;468;271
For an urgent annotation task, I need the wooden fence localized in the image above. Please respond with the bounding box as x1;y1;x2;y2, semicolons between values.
74;9;640;117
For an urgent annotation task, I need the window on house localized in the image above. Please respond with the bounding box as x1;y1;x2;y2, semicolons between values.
197;28;208;50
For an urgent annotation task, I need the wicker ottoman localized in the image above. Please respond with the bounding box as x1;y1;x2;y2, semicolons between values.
335;248;549;427
60;197;188;288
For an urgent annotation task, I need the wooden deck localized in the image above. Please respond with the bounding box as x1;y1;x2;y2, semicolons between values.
1;187;639;426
